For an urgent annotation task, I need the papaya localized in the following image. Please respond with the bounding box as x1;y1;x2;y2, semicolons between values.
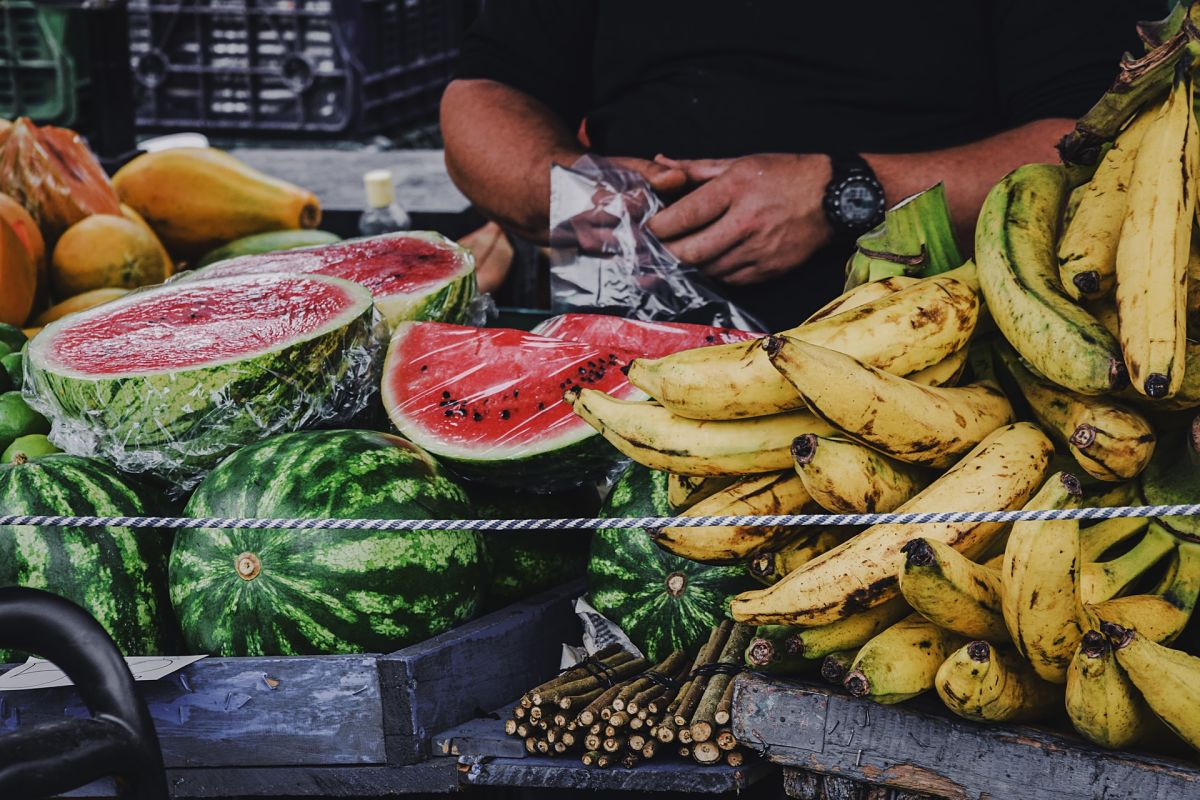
51;214;171;297
0;215;36;326
112;147;321;259
0;118;121;240
120;204;173;276
32;287;128;326
0;193;47;311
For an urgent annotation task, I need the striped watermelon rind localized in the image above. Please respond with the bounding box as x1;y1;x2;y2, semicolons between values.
587;463;756;661
0;454;177;658
170;429;484;656
24;274;383;490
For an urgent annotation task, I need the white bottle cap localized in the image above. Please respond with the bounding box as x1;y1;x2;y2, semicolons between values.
364;169;395;208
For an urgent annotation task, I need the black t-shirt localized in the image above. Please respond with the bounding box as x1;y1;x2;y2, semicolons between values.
455;1;1156;327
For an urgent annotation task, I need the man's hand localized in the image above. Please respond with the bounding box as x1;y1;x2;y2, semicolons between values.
647;153;835;286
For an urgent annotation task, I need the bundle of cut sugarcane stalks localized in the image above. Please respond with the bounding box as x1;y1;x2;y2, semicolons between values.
504;622;755;768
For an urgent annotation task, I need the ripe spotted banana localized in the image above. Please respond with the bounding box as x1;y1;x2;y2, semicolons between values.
1065;630;1174;750
996;342;1156;481
1001;471;1085;683
652;471;815;563
565;387;834;476
1093;298;1200;411
1057;105;1156;300
786;595;910;660
898;537;1007;641
791;434;930;514
1103;621;1200;750
1087;539;1200;645
748;529;849;586
730;423;1053;627
843;615;964;704
803;275;918;323
667;474;737;510
936;641;1061;723
977;163;1127;394
767;336;1015;468
1081;522;1176;603
1115;68;1198;398
625;272;979;420
907;346;969;388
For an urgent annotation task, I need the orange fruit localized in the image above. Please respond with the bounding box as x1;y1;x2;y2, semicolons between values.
51;213;171;298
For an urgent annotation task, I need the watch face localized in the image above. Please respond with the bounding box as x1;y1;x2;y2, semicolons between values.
838;179;884;227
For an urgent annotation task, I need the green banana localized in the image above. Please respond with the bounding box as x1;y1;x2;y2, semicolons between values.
844;614;964;704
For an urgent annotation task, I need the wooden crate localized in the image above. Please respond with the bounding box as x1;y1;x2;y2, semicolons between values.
731;674;1200;800
1;578;584;797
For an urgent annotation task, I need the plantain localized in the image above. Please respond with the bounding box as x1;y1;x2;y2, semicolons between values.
730;423;1053;627
667;474;737;510
652;471;816;563
1139;415;1200;538
996;341;1156;481
791;434;930;514
843;615;964;704
744;627;818;677
977;163;1127;395
748;529;849;586
1001;471;1085;683
1187;235;1200;339
1081;522;1176;603
936;641;1061;723
803;275;918;324
1080;516;1151;562
1103;621;1200;750
1057;105;1156;300
1115;67;1197;398
565;387;834;476
1065;630;1174;750
767;336;1014;468
625;272;979;420
1087;538;1200;645
819;649;860;686
786;595;910;660
899;538;1007;641
907;347;970;388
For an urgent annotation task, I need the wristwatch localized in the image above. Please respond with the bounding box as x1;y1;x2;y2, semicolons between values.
822;154;887;238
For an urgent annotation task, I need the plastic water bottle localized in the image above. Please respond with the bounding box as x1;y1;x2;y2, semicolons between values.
358;169;412;235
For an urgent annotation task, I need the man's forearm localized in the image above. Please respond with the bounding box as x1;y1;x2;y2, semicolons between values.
441;79;584;242
864;118;1075;244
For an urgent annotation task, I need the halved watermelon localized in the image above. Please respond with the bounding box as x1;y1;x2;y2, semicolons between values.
533;314;759;357
382;322;643;488
187;231;476;328
25;273;379;489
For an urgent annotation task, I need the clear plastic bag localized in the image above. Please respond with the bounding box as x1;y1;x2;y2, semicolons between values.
549;155;763;331
22;274;386;496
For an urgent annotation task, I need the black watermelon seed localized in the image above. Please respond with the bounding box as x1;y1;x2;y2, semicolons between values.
473;412;483;421
444;410;454;417
500;410;511;420
442;391;451;399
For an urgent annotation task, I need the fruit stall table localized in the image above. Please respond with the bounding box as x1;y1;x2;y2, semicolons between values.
730;674;1200;800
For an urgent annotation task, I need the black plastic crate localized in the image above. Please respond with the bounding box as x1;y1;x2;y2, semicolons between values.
127;0;476;136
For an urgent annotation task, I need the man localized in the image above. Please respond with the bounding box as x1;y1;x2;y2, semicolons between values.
442;1;1158;327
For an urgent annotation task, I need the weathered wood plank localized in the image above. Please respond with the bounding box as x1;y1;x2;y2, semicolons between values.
457;753;775;794
432;713;526;758
0;656;385;768
733;675;1200;800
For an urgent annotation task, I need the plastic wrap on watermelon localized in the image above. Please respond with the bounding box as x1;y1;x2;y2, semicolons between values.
22;273;386;496
548;155;764;331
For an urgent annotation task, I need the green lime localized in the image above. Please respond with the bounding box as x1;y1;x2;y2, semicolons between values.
0;391;49;453
1;352;20;387
2;433;60;464
0;323;25;353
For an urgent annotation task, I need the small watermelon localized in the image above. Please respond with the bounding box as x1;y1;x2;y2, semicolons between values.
469;484;598;610
588;462;756;661
0;453;177;658
186;231;477;328
533;314;759;357
23;273;380;490
170;429;484;656
382;322;642;489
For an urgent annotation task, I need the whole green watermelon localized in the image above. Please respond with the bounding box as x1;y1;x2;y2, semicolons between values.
170;429;484;656
0;454;176;657
588;463;756;661
469;485;597;610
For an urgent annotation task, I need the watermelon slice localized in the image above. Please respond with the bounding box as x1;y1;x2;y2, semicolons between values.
382;322;643;489
187;231;477;328
25;273;379;489
533;313;760;357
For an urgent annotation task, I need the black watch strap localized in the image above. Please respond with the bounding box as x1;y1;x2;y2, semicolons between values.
823;154;886;238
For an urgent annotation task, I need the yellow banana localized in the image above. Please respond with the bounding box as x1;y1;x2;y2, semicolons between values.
1066;630;1174;750
667;474;737;510
625;272;979;420
1087;539;1200;645
803;275;918;324
748;529;849;586
1057;104;1157;300
1090;480;1140;510
996;342;1156;481
1080;516;1150;562
937;641;1061;723
1115;68;1197;398
791;434;930;514
1088;300;1200;410
767;336;1015;468
1081;522;1176;603
566;388;834;476
898;537;1007;641
730;423;1053;627
1103;621;1200;750
652;471;815;563
844;615;964;704
787;595;910;660
906;346;970;388
1001;471;1085;683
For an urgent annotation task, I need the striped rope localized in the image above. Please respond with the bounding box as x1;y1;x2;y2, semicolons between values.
0;503;1197;532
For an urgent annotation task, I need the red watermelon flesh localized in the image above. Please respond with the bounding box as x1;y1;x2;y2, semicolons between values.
532;314;759;358
382;322;644;487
